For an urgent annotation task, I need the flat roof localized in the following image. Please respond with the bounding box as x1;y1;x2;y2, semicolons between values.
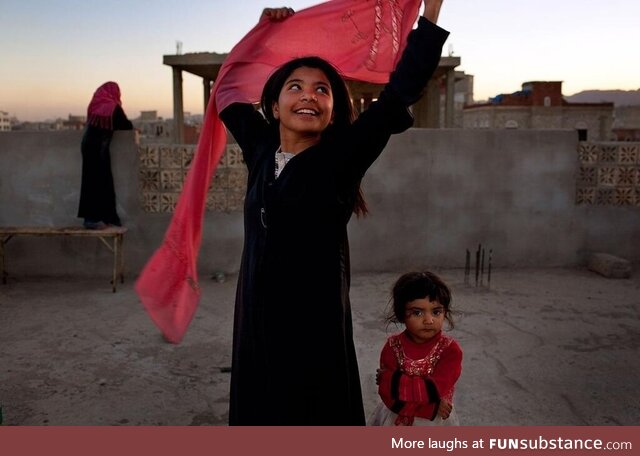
163;53;461;83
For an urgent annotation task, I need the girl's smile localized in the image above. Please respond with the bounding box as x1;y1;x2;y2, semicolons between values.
272;66;334;150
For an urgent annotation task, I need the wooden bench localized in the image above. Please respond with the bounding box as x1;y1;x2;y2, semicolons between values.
0;226;127;292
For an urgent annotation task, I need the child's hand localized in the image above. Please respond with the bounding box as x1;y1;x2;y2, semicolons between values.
261;7;295;22
438;400;452;420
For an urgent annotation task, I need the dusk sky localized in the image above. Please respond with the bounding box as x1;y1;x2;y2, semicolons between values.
2;0;638;122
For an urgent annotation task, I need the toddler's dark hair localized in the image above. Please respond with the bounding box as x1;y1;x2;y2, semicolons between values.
386;271;454;329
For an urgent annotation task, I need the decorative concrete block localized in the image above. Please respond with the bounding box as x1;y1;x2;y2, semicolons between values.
587;253;632;279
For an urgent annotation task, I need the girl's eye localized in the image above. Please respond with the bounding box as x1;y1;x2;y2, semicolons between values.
288;83;301;91
411;310;423;317
316;86;329;94
433;309;442;316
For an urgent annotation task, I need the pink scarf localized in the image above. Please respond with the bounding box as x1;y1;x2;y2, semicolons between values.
86;81;122;129
135;0;423;343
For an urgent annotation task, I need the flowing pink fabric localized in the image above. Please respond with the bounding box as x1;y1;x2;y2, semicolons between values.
135;0;423;343
86;81;122;129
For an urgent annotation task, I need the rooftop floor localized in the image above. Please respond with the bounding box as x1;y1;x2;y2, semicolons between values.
1;267;639;426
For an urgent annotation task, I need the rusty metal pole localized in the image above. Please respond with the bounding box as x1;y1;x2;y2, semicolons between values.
480;247;485;286
464;249;470;285
488;249;493;288
475;244;480;287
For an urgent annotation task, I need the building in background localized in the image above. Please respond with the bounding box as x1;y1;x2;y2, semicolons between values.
463;81;614;141
133;110;172;144
133;110;202;145
612;105;640;141
0;111;11;132
163;52;468;143
446;72;474;128
63;114;86;130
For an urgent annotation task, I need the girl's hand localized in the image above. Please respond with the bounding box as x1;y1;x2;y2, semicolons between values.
261;7;295;22
438;400;452;420
423;0;444;23
375;368;385;385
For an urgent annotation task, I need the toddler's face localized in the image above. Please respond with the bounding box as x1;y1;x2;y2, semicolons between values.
403;298;445;344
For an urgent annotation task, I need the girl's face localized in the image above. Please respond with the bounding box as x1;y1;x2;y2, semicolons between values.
403;298;445;344
272;66;334;143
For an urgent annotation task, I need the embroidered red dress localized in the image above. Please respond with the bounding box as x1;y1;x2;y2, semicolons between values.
370;331;463;426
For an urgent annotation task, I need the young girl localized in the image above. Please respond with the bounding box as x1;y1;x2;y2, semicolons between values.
218;1;449;425
369;271;462;426
136;0;449;426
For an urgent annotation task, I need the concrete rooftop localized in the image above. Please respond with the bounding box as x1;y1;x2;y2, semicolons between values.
1;267;639;426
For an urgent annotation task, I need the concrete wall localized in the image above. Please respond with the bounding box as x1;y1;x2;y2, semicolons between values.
1;129;638;280
0;131;244;279
351;129;639;270
463;106;614;141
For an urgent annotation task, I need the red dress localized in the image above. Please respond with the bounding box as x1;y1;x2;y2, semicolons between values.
371;331;463;426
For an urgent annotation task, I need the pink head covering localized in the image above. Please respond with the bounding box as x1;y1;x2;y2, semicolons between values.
136;0;423;343
86;81;122;129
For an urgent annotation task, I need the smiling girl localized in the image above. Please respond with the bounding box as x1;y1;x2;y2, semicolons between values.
219;0;448;425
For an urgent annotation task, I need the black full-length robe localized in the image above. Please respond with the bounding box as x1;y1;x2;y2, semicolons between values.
77;105;133;226
220;17;449;425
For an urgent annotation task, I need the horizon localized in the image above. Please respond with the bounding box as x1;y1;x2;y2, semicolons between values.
2;0;639;122
7;87;640;125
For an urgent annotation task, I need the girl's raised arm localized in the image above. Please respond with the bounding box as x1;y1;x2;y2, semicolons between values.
423;0;444;23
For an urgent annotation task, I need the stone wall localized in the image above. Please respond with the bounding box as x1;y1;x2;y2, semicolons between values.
464;105;613;141
1;130;638;279
614;106;640;129
562;107;614;141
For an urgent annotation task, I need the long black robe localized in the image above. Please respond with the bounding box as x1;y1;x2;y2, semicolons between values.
220;18;449;425
77;105;133;226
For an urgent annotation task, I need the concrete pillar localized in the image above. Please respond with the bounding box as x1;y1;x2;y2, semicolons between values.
415;77;441;128
203;78;213;113
172;67;185;144
445;70;455;128
411;79;440;129
431;78;442;128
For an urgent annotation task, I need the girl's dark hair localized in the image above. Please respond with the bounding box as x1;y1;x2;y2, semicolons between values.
260;56;368;217
386;271;455;329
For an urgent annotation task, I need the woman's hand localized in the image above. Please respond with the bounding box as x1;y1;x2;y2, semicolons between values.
437;399;452;420
261;7;295;22
423;0;444;23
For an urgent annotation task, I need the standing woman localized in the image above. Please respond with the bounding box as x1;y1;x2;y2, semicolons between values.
220;0;448;425
78;81;133;229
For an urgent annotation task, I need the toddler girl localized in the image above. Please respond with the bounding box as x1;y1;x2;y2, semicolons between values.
369;271;462;426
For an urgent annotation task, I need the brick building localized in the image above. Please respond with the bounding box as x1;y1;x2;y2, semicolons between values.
463;81;614;141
